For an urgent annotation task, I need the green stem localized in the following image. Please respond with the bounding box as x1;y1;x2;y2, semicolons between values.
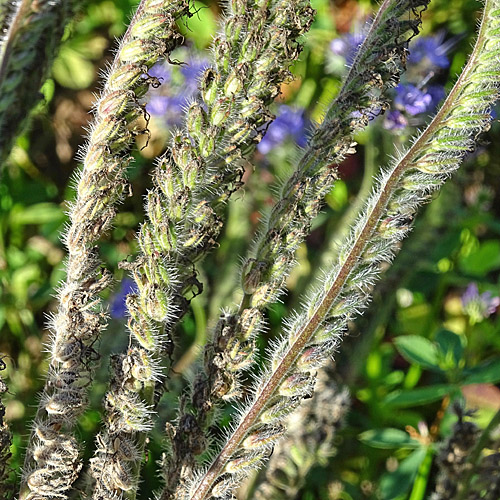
408;447;434;500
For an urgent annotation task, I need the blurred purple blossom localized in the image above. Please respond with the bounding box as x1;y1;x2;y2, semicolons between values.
383;109;408;131
409;34;451;70
395;84;433;115
148;64;172;82
146;54;208;127
181;58;207;94
426;84;446;109
394;83;444;116
257;105;308;154
330;32;366;66
111;278;138;319
462;283;500;324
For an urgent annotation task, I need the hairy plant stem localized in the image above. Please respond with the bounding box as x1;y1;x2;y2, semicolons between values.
93;0;315;497
19;1;189;498
0;0;77;167
187;0;500;497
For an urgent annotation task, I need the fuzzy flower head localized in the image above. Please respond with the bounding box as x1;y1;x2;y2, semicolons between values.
461;283;500;324
395;84;432;116
257;105;308;154
383;109;408;131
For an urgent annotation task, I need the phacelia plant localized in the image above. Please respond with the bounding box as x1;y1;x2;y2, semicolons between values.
0;0;499;499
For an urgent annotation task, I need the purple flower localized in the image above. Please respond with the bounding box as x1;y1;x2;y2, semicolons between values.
462;283;500;324
330;32;365;66
146;54;209;127
110;278;138;319
395;84;434;116
409;34;451;69
148;63;171;82
257;105;307;154
181;57;207;94
383;109;408;131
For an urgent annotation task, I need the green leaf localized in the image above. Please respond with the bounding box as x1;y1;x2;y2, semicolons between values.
435;329;465;367
53;45;96;90
10;203;63;225
394;336;441;371
379;448;428;500
459;240;500;276
178;1;216;48
384;385;455;408
359;428;421;449
463;358;500;384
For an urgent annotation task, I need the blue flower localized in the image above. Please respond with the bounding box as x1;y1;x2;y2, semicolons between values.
146;54;209;127
330;32;365;66
395;84;435;116
148;63;172;82
181;57;207;94
409;34;451;70
110;278;138;319
257;105;307;154
462;283;500;324
383;109;408;131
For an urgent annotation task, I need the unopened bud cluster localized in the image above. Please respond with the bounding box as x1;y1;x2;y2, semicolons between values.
21;1;189;498
157;0;316;495
185;2;500;498
0;0;76;165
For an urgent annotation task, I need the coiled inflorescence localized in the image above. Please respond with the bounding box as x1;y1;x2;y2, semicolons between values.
175;3;428;492
0;0;77;167
20;1;189;499
92;0;316;498
185;0;500;498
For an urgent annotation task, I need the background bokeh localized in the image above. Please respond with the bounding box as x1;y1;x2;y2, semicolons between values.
1;0;499;498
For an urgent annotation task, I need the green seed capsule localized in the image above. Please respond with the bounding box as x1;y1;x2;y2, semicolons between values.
200;68;219;105
130;13;170;39
119;39;158;65
210;99;230;127
129;318;156;351
108;63;144;91
97;90;131;117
